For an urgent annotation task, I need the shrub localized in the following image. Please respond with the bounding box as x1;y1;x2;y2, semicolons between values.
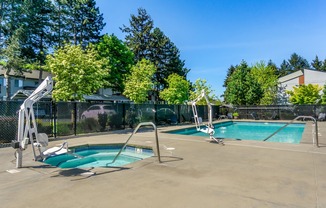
0;117;17;143
77;118;101;134
98;113;108;131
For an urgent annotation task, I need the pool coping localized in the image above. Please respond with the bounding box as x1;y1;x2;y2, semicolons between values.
1;120;326;207
162;119;312;145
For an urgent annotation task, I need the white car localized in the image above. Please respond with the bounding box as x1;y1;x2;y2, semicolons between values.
81;104;116;120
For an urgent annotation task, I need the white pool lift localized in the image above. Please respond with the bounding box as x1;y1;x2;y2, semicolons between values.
12;76;68;168
191;90;224;144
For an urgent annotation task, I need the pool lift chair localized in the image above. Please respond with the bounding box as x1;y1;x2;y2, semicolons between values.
191;90;224;145
12;76;68;168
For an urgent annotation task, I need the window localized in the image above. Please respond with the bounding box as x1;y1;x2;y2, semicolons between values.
14;79;23;87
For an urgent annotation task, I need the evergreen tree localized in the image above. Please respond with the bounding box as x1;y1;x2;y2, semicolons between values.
121;7;153;61
278;53;310;76
149;27;189;91
311;55;322;71
20;0;54;83
288;53;310;71
121;8;189;101
0;27;27;100
278;60;291;77
223;65;236;87
52;0;105;48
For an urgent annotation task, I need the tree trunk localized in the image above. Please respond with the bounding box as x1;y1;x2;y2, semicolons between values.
4;69;11;101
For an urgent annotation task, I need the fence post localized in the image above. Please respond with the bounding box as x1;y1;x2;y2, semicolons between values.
74;102;77;136
122;103;126;129
177;105;181;123
52;101;57;139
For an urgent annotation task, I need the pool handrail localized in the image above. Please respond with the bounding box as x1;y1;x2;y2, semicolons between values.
263;116;319;147
107;122;162;165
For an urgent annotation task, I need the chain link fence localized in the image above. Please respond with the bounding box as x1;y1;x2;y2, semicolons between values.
1;100;325;145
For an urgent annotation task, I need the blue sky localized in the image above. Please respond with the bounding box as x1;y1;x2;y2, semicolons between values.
96;0;326;98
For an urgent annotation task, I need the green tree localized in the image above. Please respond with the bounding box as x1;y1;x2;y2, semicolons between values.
311;55;323;71
321;84;326;104
223;65;236;88
45;44;106;101
95;34;134;92
159;73;190;104
0;27;27;100
287;84;322;104
278;60;291;77
51;0;105;48
288;53;310;70
121;7;153;61
251;61;278;105
224;61;263;105
124;59;156;103
278;53;310;76
189;78;217;105
149;27;189;92
21;0;54;83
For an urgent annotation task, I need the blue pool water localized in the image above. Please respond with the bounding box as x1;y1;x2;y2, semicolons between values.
168;121;305;144
44;144;154;168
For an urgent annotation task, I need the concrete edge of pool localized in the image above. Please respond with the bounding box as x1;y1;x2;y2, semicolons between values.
1;119;326;207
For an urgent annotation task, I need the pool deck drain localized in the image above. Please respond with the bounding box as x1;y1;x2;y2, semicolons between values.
0;120;326;208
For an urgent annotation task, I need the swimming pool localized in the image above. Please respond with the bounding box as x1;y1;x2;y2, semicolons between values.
44;144;154;168
167;121;305;144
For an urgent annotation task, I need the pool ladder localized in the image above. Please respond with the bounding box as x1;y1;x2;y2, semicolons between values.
107;122;162;165
263;116;319;147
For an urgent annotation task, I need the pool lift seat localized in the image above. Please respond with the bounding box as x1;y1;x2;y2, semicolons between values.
12;76;68;168
191;90;224;145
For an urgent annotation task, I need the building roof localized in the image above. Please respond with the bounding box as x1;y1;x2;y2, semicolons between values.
278;70;303;83
11;90;130;103
0;67;51;80
278;68;326;83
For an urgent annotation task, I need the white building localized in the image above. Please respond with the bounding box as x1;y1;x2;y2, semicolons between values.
278;69;326;104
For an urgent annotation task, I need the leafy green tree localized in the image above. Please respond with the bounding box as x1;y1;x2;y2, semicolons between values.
124;59;156;103
189;78;217;105
159;73;190;104
224;61;263;105
121;8;153;61
251;61;278;105
322;84;326;104
45;44;107;101
95;34;134;92
287;84;322;104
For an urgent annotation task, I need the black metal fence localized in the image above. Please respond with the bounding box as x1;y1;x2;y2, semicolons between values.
0;101;218;144
1;100;325;145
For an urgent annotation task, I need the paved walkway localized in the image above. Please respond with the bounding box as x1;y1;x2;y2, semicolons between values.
0;120;326;208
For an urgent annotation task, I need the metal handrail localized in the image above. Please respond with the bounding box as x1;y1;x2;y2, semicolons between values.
107;122;162;165
263;116;319;147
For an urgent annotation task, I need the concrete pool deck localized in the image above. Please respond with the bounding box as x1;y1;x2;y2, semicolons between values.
1;120;326;208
